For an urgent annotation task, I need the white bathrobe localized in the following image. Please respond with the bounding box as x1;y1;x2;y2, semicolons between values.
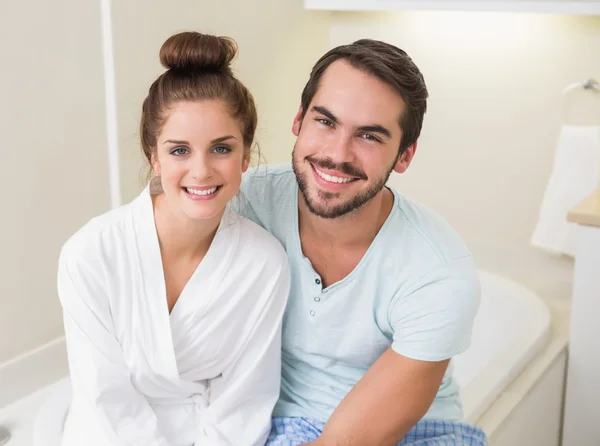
57;184;291;446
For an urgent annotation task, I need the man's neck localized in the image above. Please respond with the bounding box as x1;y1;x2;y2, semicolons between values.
298;188;394;249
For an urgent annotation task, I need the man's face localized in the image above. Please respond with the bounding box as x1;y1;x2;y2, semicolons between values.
292;59;416;219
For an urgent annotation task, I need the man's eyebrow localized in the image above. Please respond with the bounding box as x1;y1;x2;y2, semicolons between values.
312;105;392;139
357;125;392;139
312;106;339;124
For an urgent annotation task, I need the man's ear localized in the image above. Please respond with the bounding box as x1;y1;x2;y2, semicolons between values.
393;141;418;174
292;106;303;136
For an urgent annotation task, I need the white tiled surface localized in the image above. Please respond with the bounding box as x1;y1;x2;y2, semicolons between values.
0;379;66;446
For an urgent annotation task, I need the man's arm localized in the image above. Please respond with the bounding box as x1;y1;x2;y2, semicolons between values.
310;257;480;446
309;348;449;446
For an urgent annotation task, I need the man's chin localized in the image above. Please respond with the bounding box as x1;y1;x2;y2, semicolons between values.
304;195;351;219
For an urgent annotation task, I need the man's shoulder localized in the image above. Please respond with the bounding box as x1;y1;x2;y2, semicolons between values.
388;188;472;264
241;163;296;193
231;163;298;233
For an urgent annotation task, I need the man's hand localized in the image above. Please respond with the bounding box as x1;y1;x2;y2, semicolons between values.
314;348;449;446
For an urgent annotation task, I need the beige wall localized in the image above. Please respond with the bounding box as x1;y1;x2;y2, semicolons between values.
329;11;600;252
0;0;110;364
112;0;331;202
5;3;597;371
0;1;330;366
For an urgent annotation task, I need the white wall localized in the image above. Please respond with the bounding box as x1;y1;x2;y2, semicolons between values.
0;0;110;364
329;11;600;259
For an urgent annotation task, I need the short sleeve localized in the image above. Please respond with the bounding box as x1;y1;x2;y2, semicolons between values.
229;164;297;236
388;256;481;362
229;167;264;226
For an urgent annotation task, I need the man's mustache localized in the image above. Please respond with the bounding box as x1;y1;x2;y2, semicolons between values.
306;156;367;180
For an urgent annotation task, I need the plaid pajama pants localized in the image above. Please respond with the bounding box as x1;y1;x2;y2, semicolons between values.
266;416;488;446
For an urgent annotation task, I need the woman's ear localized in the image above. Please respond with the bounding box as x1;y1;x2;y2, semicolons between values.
151;152;161;176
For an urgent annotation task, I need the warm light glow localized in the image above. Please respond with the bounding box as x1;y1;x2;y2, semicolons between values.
350;10;562;50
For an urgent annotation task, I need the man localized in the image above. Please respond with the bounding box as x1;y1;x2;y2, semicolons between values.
232;39;488;445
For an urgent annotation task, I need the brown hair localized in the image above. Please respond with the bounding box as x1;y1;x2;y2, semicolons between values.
300;39;428;154
140;31;258;171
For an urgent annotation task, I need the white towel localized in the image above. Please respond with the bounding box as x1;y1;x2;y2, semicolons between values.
531;125;600;257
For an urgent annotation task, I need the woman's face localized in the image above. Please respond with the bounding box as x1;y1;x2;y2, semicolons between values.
152;99;249;222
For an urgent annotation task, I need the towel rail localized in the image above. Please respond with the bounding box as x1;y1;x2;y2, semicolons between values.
562;79;600;95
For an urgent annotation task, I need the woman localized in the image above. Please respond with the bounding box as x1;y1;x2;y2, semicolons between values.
57;31;290;446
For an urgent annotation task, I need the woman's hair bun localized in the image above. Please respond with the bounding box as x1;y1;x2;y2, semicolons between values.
159;31;237;72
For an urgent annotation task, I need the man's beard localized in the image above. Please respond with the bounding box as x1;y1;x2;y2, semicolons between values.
292;145;396;219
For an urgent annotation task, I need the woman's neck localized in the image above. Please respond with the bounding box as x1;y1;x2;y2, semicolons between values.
152;194;223;261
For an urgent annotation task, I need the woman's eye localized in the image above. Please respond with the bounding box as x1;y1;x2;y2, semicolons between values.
171;147;189;156
213;146;231;154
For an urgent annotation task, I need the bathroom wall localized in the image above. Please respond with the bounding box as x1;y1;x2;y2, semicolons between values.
0;0;330;371
0;0;110;364
328;12;600;263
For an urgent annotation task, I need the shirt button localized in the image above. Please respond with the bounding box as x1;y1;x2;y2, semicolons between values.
315;278;321;285
314;297;321;302
310;310;316;316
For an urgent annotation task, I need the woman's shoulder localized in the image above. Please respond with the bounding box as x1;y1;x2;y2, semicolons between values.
59;201;134;265
229;210;289;270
